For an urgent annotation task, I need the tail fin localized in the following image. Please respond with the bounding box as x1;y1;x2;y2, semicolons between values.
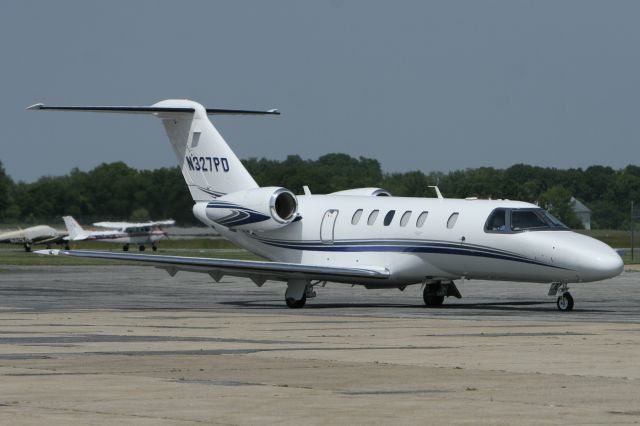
62;216;85;240
28;100;280;201
154;100;261;200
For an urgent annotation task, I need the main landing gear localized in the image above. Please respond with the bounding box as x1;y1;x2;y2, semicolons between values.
284;279;316;309
423;280;462;307
548;282;574;312
286;292;306;309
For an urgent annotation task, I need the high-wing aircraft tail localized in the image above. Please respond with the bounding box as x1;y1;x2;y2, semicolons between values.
28;101;280;201
62;216;86;240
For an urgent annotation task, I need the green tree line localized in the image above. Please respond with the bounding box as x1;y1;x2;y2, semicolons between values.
0;156;638;229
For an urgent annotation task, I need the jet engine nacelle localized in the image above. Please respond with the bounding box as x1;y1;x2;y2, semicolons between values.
330;187;391;197
194;187;298;231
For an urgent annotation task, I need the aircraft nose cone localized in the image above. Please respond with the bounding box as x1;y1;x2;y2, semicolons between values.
575;242;624;282
549;232;624;282
591;248;624;279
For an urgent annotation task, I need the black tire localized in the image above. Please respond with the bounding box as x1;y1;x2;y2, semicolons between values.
285;293;307;309
423;290;445;307
557;292;574;312
24;244;32;252
152;245;158;252
139;245;145;252
64;245;70;250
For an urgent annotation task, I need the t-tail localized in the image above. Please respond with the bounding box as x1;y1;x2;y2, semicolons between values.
27;100;280;201
30;101;299;234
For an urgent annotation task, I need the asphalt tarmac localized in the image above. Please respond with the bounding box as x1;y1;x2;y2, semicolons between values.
1;264;639;425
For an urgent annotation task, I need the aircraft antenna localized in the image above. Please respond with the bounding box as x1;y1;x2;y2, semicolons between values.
428;185;444;199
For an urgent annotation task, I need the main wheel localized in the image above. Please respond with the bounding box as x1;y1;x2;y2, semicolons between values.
123;244;129;252
556;292;574;312
139;245;145;252
423;291;445;307
152;245;158;252
285;293;307;309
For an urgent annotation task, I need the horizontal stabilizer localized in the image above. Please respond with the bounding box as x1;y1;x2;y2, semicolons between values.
27;103;280;115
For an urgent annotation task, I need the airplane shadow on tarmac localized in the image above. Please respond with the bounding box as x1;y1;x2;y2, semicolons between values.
220;300;608;313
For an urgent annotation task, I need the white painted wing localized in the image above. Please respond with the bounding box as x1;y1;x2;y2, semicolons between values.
93;220;176;229
34;250;390;284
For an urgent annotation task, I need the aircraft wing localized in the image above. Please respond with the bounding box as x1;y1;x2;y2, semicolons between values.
150;219;176;227
34;249;390;284
35;234;67;245
93;220;176;229
93;221;138;229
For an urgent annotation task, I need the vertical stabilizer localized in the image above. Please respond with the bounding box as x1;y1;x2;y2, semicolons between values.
153;100;259;201
62;216;85;240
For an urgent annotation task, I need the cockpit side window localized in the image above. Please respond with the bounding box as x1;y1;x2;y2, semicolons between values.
485;208;569;233
511;209;569;232
511;210;546;231
485;209;508;232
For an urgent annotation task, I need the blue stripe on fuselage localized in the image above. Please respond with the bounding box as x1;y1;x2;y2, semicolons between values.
252;237;568;270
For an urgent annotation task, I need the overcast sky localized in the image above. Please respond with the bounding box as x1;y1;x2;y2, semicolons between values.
2;1;639;182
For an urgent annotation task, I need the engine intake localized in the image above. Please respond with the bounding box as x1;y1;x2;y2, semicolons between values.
271;188;297;223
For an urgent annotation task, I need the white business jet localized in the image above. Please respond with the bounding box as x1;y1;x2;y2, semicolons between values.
30;100;623;311
63;216;173;251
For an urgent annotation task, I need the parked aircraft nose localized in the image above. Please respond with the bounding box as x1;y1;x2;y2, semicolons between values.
586;245;624;281
567;234;624;282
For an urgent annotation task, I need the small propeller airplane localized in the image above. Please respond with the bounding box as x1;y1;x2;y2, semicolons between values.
62;216;174;251
0;225;66;252
30;100;623;311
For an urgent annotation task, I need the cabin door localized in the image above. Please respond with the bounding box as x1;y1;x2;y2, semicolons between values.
320;209;339;244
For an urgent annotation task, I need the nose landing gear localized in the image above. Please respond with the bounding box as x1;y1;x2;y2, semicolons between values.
556;292;574;311
548;282;574;312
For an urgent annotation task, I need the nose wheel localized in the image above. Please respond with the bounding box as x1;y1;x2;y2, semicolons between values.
549;282;574;312
556;292;574;312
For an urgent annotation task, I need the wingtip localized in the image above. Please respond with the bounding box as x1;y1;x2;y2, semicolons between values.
26;103;44;111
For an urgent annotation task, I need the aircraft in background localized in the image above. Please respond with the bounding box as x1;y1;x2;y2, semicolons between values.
31;100;623;311
62;216;174;251
0;225;66;252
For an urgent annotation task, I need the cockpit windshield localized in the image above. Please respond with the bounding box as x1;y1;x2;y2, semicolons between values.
485;208;568;233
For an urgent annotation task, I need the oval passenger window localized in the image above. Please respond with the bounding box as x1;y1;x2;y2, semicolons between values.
447;212;459;229
383;210;395;226
416;211;428;227
400;211;412;227
351;209;363;225
367;210;379;225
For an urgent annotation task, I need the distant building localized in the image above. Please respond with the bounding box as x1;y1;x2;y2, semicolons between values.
571;197;591;230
